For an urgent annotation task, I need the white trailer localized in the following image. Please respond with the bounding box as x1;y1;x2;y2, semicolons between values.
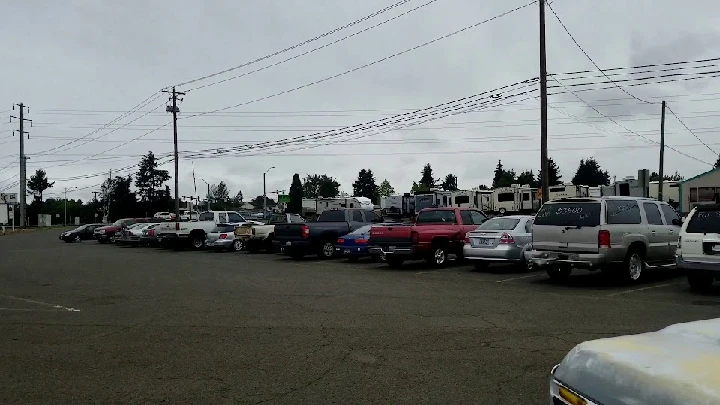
491;185;538;214
302;197;374;216
548;184;589;200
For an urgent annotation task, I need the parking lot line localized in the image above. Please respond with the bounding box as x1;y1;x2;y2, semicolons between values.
495;273;543;283
606;282;684;297
0;293;81;312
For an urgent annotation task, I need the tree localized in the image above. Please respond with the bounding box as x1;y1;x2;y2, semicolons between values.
303;174;340;198
440;174;458;191
650;171;684;181
232;190;244;206
378;179;395;197
27;169;55;202
516;170;537;187
100;175;137;220
715;154;720;168
537;157;562;187
419;163;438;190
492;160;516;188
250;195;276;209
134;151;170;203
477;184;489;190
352;169;380;203
211;181;230;203
287;174;303;214
571;157;611;187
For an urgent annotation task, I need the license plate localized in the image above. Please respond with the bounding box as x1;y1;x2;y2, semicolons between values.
472;238;492;247
387;246;395;252
344;249;351;254
285;241;291;246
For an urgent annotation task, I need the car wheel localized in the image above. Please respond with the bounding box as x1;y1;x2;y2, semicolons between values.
73;235;81;243
318;241;335;259
109;235;116;243
426;245;447;268
190;235;205;250
546;264;571;281
498;208;507;216
233;239;244;252
623;249;645;283
688;274;714;291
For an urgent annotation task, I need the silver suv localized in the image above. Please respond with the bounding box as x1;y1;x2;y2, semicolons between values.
528;196;681;282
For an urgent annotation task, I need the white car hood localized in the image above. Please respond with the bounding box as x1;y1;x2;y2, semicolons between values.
554;318;720;405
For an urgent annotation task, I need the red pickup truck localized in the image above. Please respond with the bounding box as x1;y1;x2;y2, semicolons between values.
369;207;488;268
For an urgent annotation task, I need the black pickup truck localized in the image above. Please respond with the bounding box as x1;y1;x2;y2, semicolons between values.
273;208;383;259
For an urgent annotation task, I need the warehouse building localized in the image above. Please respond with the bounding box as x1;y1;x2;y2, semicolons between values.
678;167;720;214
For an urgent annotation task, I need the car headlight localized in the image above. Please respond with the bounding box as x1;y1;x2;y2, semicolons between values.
97;230;105;234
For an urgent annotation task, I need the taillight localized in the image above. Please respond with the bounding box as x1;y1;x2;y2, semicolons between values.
301;225;310;239
337;238;345;244
149;229;155;237
175;222;180;231
411;231;419;244
499;232;515;244
219;233;227;239
355;238;368;244
598;230;610;248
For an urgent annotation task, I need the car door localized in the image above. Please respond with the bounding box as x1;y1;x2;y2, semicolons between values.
642;201;668;260
660;204;681;256
83;225;96;239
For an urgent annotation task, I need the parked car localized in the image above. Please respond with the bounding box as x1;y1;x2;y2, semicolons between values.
369;207;487;268
139;224;163;246
59;223;107;243
234;213;305;253
153;212;176;221
336;224;378;262
675;203;720;290
155;211;263;250
205;224;243;252
550;318;720;405
528;196;681;282
463;215;534;270
94;218;150;244
117;223;159;246
273;208;382;259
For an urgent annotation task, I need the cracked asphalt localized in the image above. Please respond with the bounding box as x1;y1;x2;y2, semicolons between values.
2;230;720;404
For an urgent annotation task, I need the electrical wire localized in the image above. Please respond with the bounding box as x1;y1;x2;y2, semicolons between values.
665;105;717;155
167;0;415;89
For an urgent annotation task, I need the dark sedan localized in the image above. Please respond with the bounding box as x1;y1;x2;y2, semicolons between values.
59;223;107;243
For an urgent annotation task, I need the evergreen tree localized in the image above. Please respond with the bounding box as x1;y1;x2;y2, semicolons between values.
440;174;458;191
378;179;395;197
287;173;303;214
571;157;611;186
352;169;380;203
537;157;562;186
419;163;437;190
27;169;55;202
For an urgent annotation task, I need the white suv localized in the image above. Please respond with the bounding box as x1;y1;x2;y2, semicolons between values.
676;204;720;290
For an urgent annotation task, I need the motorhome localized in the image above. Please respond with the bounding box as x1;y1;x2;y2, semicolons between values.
491;184;538;214
448;190;475;208
547;183;589;200
649;180;680;208
301;197;374;216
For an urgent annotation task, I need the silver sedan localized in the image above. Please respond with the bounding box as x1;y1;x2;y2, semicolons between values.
463;215;534;270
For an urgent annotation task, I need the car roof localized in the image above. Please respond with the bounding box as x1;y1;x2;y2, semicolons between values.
549;196;659;203
488;215;532;220
694;204;720;211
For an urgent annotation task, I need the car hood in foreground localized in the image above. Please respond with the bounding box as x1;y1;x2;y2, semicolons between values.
554;318;720;405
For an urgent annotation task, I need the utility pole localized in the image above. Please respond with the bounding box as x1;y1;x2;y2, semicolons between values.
658;100;666;202
104;169;112;223
264;167;275;219
202;179;211;211
163;86;185;220
10;103;31;227
538;0;549;204
63;187;75;226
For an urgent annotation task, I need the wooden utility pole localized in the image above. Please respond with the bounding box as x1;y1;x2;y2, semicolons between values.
658;100;666;201
10;103;31;227
163;86;185;219
539;0;549;203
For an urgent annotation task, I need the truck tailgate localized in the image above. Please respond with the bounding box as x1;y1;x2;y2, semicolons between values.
369;224;413;247
274;223;307;241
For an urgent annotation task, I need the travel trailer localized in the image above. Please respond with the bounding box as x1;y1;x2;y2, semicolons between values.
301;197;374;216
547;183;589;200
490;184;539;214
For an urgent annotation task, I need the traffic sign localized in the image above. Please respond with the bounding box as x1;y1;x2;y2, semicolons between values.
278;194;290;204
0;193;17;203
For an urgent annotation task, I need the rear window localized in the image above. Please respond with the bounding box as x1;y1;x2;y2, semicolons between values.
477;217;520;230
212;224;236;232
534;202;601;227
416;210;456;224
317;210;346;222
686;209;720;234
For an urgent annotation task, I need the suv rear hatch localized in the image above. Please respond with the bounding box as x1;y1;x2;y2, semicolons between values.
681;205;720;264
533;199;601;254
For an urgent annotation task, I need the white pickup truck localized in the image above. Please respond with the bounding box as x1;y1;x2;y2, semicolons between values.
155;210;263;250
234;213;305;253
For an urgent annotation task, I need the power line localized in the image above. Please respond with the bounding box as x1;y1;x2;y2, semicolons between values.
179;1;537;122
168;0;415;89
665;105;717;155
546;2;654;105
186;0;442;92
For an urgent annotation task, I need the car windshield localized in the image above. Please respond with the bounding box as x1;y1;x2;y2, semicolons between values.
476;218;520;231
534;202;601;227
416;210;456;224
686;208;720;234
212;224;236;233
72;225;86;231
317;210;346;222
112;220;125;226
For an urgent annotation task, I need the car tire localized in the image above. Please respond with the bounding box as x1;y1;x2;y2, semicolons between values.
623;248;646;283
426;245;448;268
546;264;571;281
688;274;714;291
318;241;335;259
109;235;116;243
498;208;507;216
386;257;404;268
190;234;205;250
233;239;244;252
74;235;81;243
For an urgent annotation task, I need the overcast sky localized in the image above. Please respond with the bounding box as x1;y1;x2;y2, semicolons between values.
2;0;720;203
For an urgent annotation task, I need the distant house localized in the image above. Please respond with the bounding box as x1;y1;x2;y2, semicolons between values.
678;166;720;214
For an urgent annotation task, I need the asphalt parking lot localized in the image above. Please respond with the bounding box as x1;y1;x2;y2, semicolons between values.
2;230;719;404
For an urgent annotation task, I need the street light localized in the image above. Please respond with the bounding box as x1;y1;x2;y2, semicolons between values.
63;187;76;226
263;167;275;218
201;178;211;211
